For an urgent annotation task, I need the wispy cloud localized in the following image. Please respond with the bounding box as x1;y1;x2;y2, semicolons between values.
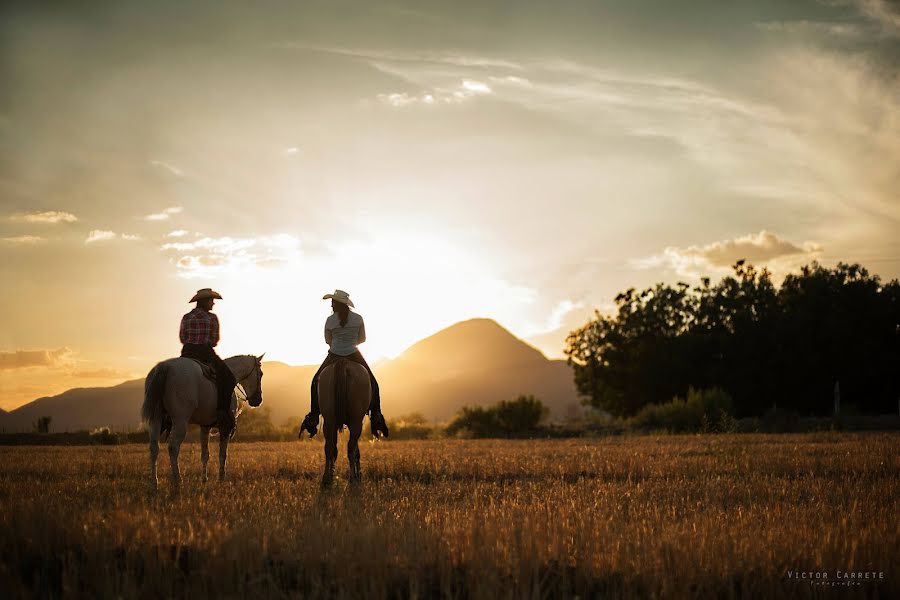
149;160;185;177
755;20;864;37
85;230;140;244
1;235;43;244
270;43;524;71
144;206;183;221
633;231;823;279
11;211;77;224
0;348;73;370
517;299;586;338
166;229;189;238
161;233;301;278
377;78;493;107
857;0;900;32
70;367;132;379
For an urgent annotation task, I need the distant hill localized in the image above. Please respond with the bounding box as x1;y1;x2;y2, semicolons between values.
376;319;580;420
0;379;145;433
0;319;582;432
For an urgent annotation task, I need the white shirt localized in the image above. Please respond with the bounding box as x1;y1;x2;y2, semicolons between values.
324;310;366;356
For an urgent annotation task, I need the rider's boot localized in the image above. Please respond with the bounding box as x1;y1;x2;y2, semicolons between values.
299;411;319;438
370;411;389;438
217;409;236;439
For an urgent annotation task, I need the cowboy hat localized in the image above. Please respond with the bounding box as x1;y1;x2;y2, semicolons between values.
190;288;223;303
322;289;354;307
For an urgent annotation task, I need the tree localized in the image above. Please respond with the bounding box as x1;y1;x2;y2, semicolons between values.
566;261;899;418
32;416;52;434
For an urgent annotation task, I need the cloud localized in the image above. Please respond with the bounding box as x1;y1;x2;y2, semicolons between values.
149;160;185;177
377;78;494;108
70;368;132;379
271;43;524;71
11;211;77;224
857;0;900;32
85;230;141;244
517;299;586;337
755;20;864;37
488;75;532;87
85;230;116;244
161;233;301;278
460;79;491;94
0;348;73;370
633;231;823;279
1;235;43;244
144;206;183;221
166;229;188;238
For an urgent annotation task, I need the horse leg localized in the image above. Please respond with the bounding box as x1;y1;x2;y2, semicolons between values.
149;418;162;490
200;427;210;483
167;420;188;491
322;423;338;488
218;427;230;482
347;426;362;484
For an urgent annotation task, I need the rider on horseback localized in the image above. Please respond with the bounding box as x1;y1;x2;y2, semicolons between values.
179;288;237;436
299;289;390;438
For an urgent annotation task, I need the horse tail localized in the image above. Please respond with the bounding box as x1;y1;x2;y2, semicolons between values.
335;358;349;430
142;362;169;425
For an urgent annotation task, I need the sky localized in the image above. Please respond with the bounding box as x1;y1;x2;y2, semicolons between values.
1;0;898;410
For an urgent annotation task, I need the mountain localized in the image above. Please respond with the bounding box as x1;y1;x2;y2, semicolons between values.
375;319;579;420
0;379;145;433
0;319;582;432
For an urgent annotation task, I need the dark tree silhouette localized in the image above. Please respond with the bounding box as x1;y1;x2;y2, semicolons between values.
566;262;900;417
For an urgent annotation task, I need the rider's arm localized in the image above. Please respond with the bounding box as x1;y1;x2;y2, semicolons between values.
357;321;366;344
179;314;190;344
324;325;333;346
209;313;220;347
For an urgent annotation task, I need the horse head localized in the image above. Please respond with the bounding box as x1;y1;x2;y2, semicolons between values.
240;354;265;407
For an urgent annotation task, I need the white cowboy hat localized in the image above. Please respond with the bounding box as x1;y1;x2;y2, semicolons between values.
190;288;223;303
323;289;354;307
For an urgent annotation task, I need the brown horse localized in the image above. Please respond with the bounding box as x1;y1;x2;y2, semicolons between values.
318;358;372;486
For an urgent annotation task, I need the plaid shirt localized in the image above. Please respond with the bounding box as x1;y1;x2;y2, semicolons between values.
179;307;220;346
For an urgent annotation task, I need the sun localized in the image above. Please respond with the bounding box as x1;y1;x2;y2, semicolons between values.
208;219;535;366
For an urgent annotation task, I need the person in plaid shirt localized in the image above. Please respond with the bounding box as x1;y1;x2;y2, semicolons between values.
180;288;237;435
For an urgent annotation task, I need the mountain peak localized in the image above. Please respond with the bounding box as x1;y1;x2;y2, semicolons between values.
393;317;547;371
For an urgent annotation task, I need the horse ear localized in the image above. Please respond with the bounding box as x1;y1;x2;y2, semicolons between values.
258;353;265;362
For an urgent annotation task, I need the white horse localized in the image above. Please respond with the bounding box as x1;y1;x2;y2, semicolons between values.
141;354;264;490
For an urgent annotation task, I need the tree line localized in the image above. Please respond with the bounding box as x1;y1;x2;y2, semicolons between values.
565;262;900;418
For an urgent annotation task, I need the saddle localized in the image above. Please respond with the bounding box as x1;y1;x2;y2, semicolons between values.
184;358;217;383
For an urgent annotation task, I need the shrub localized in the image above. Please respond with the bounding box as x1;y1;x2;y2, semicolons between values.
237;406;277;436
387;413;438;440
89;426;121;445
630;387;734;433
446;395;548;438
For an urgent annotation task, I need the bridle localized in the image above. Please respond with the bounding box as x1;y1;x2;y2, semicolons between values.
236;357;263;407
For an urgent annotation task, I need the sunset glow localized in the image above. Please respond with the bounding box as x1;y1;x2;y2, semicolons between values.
1;0;897;410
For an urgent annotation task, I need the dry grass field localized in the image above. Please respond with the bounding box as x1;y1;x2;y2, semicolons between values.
0;433;897;599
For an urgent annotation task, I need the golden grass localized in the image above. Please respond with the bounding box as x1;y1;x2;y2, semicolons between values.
0;433;897;598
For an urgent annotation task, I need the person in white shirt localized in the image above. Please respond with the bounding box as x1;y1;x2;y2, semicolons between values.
299;289;389;438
